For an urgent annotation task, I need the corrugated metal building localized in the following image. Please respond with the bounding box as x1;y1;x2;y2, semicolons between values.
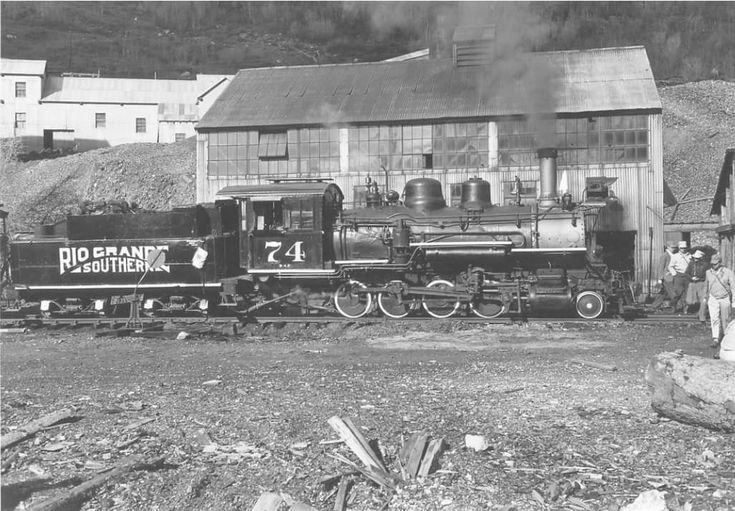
0;58;232;151
195;45;663;286
711;149;735;267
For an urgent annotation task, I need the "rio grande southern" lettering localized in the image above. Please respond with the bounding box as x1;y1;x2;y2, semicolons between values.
59;245;170;275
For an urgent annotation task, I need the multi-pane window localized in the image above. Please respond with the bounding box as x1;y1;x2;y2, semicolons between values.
15;82;26;98
14;112;26;129
95;113;106;128
449;183;463;206
208;131;257;178
433;123;489;169
258;132;287;159
291;127;340;174
175;133;186;142
135;118;146;133
348;125;402;172
498;115;649;168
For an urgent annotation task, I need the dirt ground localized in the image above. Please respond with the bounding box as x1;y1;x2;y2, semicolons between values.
1;319;734;511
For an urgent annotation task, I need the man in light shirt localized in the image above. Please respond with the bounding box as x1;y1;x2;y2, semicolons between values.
667;240;691;313
704;253;735;357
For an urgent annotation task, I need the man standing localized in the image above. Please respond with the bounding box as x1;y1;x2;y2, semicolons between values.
651;244;674;310
668;240;691;313
704;253;735;354
685;249;709;322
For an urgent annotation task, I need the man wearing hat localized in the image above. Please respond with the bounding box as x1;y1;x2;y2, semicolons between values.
704;253;735;354
667;240;692;313
685;249;709;322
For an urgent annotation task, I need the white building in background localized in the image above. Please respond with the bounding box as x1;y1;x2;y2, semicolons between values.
0;58;232;152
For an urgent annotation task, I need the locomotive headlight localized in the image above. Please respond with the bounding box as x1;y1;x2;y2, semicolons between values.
93;299;106;311
198;299;209;310
144;299;155;310
40;300;51;311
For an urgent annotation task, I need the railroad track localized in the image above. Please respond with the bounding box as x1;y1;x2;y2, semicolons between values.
0;311;703;330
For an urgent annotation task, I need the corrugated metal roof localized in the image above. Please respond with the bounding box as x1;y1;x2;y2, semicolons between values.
1;58;47;76
198;46;661;130
40;75;228;104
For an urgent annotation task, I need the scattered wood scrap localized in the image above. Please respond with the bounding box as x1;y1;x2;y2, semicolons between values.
328;417;446;492
570;359;618;372
645;351;735;432
1;408;77;451
333;476;352;511
27;454;165;511
327;416;387;475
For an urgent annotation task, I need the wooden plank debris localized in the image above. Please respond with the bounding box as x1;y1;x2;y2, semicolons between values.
28;454;165;511
403;432;429;479
327;416;386;474
417;438;445;478
570;359;618;372
329;453;396;489
333;476;351;511
1;408;76;451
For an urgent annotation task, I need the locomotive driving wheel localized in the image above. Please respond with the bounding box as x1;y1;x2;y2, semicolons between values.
575;290;605;319
333;280;373;319
377;281;416;319
470;295;508;319
421;279;461;319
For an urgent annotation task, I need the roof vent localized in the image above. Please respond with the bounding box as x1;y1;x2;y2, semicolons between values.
452;25;496;67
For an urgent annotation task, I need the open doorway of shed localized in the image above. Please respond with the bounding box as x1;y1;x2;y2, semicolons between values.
595;231;636;274
43;129;75;150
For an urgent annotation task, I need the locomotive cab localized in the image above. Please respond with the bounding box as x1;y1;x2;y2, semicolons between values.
216;180;343;275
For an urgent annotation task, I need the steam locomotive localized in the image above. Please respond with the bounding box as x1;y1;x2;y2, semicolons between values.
2;148;631;320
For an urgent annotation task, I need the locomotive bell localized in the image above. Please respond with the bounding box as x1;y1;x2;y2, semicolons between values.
403;178;446;213
460;177;492;211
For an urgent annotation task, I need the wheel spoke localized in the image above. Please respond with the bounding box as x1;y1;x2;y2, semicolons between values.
421;279;461;319
470;297;507;319
333;280;373;319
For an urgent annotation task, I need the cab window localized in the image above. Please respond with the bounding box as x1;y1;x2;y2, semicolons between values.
252;201;283;231
284;198;314;230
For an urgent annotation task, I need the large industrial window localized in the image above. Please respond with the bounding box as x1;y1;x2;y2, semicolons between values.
291;127;339;175
15;82;26;98
14;112;26;129
258;132;288;159
135;118;146;133
433;122;489;170
498;114;649;168
207;130;256;178
95;113;106;129
348;125;402;172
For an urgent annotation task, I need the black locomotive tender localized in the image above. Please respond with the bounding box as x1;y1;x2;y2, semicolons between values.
5;149;632;320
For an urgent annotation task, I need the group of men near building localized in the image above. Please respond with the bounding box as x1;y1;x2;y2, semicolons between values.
652;240;735;360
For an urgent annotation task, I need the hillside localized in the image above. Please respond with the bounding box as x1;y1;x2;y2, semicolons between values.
2;82;733;238
0;139;196;233
660;80;735;239
2;2;734;80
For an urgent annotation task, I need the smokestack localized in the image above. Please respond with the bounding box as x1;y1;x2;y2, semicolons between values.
537;147;558;208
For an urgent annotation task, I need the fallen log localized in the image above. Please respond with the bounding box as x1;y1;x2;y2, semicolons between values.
28;454;165;511
645;352;735;432
1;408;77;451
